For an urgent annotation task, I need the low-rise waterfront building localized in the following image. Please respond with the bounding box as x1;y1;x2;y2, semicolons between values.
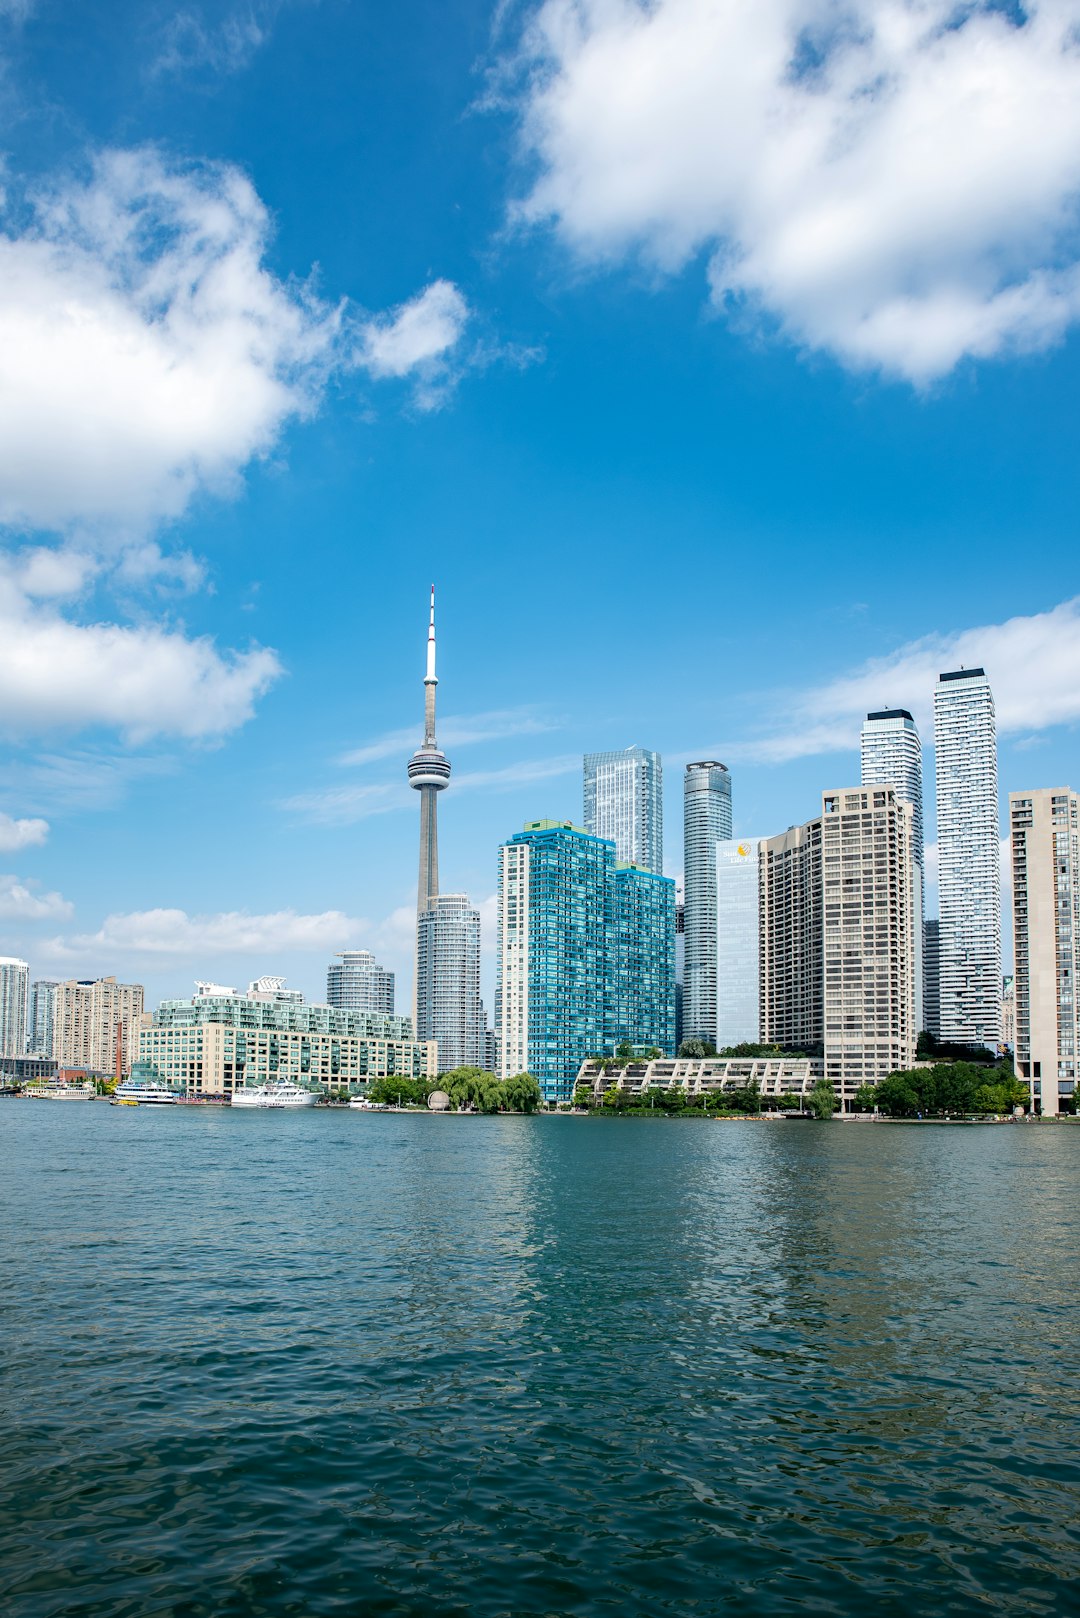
575;1055;823;1103
139;983;435;1098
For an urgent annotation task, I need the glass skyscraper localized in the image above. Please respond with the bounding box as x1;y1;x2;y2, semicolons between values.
715;839;760;1050
27;979;59;1057
496;820;674;1103
0;957;28;1058
583;747;663;874
683;761;732;1046
416;894;484;1074
861;708;924;1031
934;667;1001;1047
326;951;395;1016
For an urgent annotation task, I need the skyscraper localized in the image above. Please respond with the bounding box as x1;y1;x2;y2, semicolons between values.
497;821;612;1103
716;839;761;1050
408;586;451;1023
416;894;484;1073
0;957;28;1058
54;977;145;1077
1010;788;1080;1116
327;951;394;1017
583;747;663;873
683;761;732;1045
934;667;1001;1047
27;979;59;1056
610;864;676;1055
862;708;924;1030
924;920;941;1037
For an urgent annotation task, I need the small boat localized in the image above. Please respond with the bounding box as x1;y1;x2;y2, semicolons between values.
111;1072;180;1106
231;1080;318;1109
25;1080;96;1101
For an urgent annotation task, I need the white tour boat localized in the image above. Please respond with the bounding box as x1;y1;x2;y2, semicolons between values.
231;1080;318;1109
111;1073;180;1106
26;1080;96;1100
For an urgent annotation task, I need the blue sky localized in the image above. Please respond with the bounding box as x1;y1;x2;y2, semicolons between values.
0;0;1078;1009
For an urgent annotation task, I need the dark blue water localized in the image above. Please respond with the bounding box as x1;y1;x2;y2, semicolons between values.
2;1106;1078;1616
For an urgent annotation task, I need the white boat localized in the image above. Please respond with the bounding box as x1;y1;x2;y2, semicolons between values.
26;1080;96;1101
231;1080;318;1109
348;1097;388;1110
111;1074;180;1106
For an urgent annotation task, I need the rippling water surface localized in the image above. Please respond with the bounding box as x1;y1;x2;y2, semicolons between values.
3;1106;1078;1616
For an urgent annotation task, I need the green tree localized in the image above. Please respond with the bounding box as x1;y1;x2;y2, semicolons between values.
677;1038;717;1058
808;1079;838;1119
852;1083;879;1112
504;1072;543;1113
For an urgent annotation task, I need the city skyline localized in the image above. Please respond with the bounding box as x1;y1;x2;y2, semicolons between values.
0;6;1078;1015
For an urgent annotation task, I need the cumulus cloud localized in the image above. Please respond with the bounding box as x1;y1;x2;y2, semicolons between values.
0;551;280;740
51;905;362;959
727;597;1080;763
0;147;344;535
0;810;48;850
0;872;72;920
510;0;1080;381
358;279;471;407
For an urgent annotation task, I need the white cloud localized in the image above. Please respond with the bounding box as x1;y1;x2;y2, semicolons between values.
358;279;470;406
0;810;48;850
452;753;581;792
50;905;362;960
510;0;1080;381
0;552;281;741
339;707;559;766
725;597;1080;763
280;782;405;827
152;6;271;77
0;872;71;920
0;147;343;536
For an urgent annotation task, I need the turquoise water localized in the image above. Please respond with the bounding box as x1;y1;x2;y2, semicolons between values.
2;1106;1078;1617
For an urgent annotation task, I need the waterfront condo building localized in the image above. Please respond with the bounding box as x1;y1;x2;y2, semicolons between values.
759;788;917;1100
55;976;145;1077
496;821;675;1103
583;747;663;874
1010;789;1080;1116
683;761;733;1045
140;984;435;1098
27;978;59;1057
934;667;1001;1048
416;893;485;1073
611;864;677;1058
0;957;28;1058
924;919;941;1037
326;950;395;1016
716;839;762;1050
861;708;924;1031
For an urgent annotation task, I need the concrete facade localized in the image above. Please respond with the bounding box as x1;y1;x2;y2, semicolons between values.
55;976;145;1076
1010;788;1080;1116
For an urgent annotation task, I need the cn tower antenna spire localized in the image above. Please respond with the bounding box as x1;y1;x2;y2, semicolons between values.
408;584;451;937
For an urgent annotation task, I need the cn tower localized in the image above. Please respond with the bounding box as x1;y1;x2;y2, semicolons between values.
407;584;451;926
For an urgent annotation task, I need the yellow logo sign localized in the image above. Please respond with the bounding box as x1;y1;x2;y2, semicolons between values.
737;843;751;857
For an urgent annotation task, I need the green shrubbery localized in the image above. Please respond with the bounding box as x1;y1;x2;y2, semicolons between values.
365;1068;542;1113
871;1063;1026;1117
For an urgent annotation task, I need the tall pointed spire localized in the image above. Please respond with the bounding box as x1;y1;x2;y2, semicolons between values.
408;585;452;924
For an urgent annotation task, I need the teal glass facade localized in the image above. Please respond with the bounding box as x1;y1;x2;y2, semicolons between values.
497;823;675;1104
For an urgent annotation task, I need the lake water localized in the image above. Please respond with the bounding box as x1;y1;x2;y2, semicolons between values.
2;1105;1078;1617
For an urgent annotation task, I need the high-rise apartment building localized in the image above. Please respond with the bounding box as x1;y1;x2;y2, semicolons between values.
27;979;59;1056
610;865;676;1055
716;839;761;1050
416;894;484;1073
934;667;1001;1047
674;882;685;1050
55;976;145;1076
583;747;663;874
326;951;395;1016
862;708;924;1031
759;788;917;1099
0;957;29;1058
1001;975;1016;1052
924;920;941;1037
64;977;145;1076
1010;788;1080;1116
683;761;732;1045
496;821;674;1103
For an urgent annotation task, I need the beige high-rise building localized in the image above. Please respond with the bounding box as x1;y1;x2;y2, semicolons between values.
54;977;145;1077
759;788;917;1103
1010;789;1080;1117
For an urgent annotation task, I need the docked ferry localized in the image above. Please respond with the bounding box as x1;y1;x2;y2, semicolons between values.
231;1080;318;1109
111;1072;180;1106
25;1080;96;1100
